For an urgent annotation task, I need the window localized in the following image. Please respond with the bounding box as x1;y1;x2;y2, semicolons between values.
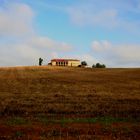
66;61;68;65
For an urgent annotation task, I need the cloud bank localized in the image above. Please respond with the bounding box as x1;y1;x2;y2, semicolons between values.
0;2;34;37
91;40;140;67
0;2;73;66
67;0;140;32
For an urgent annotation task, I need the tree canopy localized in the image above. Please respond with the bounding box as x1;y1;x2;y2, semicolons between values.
81;61;87;66
92;63;106;68
39;58;43;66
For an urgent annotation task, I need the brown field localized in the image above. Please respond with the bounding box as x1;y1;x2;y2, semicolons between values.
0;66;140;140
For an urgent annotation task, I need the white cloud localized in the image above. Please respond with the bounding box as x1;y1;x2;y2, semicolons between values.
66;0;140;31
91;40;140;67
29;36;72;52
0;2;73;66
0;37;73;66
0;2;34;37
51;52;59;59
92;40;111;52
68;7;118;28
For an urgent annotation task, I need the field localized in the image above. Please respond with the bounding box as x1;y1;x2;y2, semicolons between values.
0;66;140;140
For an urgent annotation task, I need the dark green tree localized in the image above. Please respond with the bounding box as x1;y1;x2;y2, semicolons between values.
39;58;43;66
95;63;106;68
96;63;101;68
81;61;87;66
92;64;96;68
102;64;106;68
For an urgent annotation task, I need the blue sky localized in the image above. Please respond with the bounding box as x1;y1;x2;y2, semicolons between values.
0;0;140;67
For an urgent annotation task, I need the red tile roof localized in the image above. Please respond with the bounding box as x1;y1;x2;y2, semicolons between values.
51;59;80;62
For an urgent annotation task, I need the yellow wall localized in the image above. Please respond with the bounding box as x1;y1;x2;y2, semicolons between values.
51;60;80;67
52;61;56;66
68;61;80;67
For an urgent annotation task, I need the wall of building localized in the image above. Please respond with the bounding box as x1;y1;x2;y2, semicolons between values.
51;60;80;67
68;61;80;67
52;61;56;66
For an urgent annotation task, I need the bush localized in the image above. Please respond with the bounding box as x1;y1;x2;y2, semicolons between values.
92;63;106;68
39;58;43;66
92;64;96;68
81;61;87;66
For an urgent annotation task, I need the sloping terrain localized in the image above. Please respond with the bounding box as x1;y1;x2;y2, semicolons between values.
0;66;140;139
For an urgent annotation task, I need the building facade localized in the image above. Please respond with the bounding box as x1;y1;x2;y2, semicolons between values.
51;59;80;67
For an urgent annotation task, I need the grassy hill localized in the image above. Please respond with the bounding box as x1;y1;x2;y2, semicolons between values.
0;66;140;139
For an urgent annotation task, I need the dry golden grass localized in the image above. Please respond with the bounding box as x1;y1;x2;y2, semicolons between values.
0;66;140;119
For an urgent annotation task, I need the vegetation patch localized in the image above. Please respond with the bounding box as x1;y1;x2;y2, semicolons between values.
14;131;24;138
36;116;133;126
6;117;28;125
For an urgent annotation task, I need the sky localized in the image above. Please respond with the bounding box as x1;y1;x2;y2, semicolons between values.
0;0;140;67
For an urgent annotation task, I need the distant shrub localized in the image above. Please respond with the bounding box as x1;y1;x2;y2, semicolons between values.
92;63;106;68
39;58;43;66
92;64;96;68
81;61;87;66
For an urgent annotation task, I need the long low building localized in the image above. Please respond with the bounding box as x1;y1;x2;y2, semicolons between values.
51;59;80;67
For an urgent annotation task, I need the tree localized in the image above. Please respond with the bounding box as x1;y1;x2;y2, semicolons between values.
102;64;106;68
39;58;43;66
81;61;87;66
92;64;96;68
96;63;101;68
92;63;106;68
